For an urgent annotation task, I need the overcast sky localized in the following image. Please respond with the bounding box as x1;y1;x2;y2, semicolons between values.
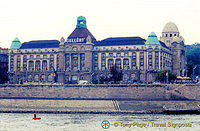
0;0;199;48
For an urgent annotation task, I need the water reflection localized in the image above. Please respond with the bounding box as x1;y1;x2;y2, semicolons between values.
0;113;199;131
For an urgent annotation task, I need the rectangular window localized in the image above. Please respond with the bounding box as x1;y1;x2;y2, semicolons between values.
140;52;144;59
132;52;136;59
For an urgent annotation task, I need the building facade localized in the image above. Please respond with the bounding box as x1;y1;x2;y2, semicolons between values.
8;16;186;84
0;48;9;84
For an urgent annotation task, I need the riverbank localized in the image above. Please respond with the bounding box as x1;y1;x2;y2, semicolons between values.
0;98;199;114
0;84;199;114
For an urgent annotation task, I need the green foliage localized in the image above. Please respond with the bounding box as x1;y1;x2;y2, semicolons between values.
99;76;109;84
155;70;177;83
109;64;123;84
99;64;123;84
0;70;8;84
187;47;200;76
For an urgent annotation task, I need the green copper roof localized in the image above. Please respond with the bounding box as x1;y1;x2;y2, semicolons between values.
10;37;22;49
145;32;160;45
76;16;87;28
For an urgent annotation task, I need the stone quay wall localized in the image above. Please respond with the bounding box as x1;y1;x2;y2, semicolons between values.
0;84;168;100
0;84;200;113
0;84;199;100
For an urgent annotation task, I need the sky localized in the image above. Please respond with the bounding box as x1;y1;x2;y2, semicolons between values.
0;0;199;48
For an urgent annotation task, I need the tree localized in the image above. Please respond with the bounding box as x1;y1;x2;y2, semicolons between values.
109;64;123;84
99;64;123;84
99;76;109;84
187;47;200;77
155;70;176;83
0;69;8;84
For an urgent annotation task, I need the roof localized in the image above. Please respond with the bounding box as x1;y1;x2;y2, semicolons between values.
96;37;146;46
145;32;161;45
67;16;96;43
162;22;179;33
10;38;21;49
159;41;168;48
68;28;96;40
20;40;59;49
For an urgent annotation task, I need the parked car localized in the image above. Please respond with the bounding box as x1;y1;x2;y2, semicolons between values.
78;80;89;85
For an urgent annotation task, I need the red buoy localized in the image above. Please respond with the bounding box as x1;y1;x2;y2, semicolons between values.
33;114;41;120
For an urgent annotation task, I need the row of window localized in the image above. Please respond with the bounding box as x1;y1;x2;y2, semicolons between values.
101;52;146;58
65;53;85;71
66;46;86;51
15;60;55;71
24;74;54;82
96;46;145;50
164;33;179;37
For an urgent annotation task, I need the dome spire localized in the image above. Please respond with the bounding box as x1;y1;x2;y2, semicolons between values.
76;16;87;28
10;37;22;49
145;32;160;45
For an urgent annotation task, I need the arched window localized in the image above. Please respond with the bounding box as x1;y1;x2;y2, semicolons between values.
149;74;152;81
123;59;129;70
115;59;121;68
28;61;34;71
108;59;114;68
35;75;39;82
28;75;32;82
72;47;77;51
140;74;144;81
123;74;128;81
35;60;41;71
48;74;53;82
41;74;46;82
42;60;48;71
80;46;85;51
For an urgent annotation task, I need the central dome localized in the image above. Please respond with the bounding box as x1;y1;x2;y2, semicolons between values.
162;22;179;33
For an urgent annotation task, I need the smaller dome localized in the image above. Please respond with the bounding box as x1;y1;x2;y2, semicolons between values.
77;16;86;21
145;32;160;45
10;37;21;49
162;22;179;33
172;36;182;43
76;16;87;28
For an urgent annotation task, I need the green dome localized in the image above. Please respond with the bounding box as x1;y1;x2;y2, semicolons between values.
10;37;21;49
145;32;160;45
76;16;87;28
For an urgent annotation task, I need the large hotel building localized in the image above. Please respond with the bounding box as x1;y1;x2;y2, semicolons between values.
8;16;187;84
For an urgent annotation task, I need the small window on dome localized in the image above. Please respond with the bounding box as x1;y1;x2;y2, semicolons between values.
170;34;172;37
174;34;176;36
72;47;77;51
165;34;168;37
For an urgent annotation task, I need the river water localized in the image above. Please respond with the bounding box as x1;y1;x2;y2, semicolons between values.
0;113;199;131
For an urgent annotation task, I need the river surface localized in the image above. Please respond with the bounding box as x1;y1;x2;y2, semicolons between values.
0;113;199;131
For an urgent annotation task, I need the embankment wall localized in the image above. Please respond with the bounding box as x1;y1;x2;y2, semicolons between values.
0;84;199;100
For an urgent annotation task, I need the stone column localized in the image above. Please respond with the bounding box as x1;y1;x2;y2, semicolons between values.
57;45;65;83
